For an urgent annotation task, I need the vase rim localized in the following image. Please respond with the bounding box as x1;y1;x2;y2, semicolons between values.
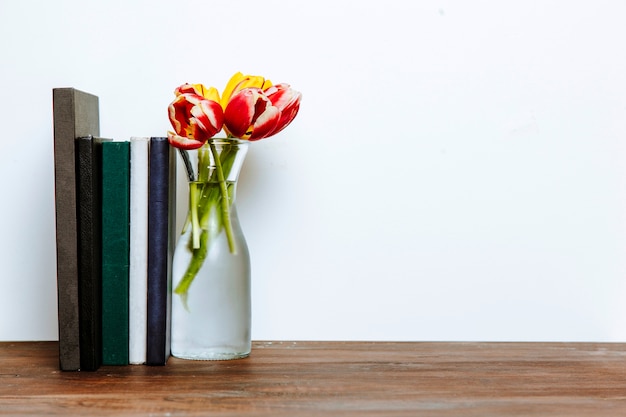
205;137;250;146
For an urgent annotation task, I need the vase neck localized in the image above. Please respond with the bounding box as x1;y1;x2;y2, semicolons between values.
178;138;248;183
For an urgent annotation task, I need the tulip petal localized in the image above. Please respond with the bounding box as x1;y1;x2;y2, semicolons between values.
265;84;297;110
221;72;245;101
167;131;205;150
223;89;259;138
175;83;203;97
206;87;221;103
248;105;280;140
264;84;302;136
175;84;221;103
270;103;301;136
221;72;273;109
190;99;224;137
169;94;197;136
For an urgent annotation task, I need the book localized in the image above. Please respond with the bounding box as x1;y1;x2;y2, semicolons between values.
52;88;100;371
75;135;111;371
129;137;150;365
146;137;175;366
101;141;130;365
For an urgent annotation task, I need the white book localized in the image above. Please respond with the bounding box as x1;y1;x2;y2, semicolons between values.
129;137;149;365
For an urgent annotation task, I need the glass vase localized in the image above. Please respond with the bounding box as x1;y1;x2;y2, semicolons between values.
170;138;251;360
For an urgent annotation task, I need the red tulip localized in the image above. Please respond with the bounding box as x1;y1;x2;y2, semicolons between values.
223;84;302;141
168;93;223;149
223;88;280;141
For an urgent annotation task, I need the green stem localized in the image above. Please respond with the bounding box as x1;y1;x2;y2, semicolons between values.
174;139;241;301
174;230;209;309
209;140;237;254
189;182;201;249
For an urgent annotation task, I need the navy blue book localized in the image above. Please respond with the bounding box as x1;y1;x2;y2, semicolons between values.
146;137;175;365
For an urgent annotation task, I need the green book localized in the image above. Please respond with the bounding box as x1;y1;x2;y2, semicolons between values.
101;141;130;365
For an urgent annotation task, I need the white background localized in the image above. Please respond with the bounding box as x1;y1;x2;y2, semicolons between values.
1;0;625;342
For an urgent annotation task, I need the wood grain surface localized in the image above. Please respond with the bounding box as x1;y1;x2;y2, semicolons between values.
1;341;625;416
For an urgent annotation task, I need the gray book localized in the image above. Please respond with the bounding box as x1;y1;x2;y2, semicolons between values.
52;88;100;371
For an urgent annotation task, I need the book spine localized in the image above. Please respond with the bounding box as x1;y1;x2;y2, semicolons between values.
101;141;130;365
167;142;177;361
52;88;99;371
146;137;173;366
129;137;150;365
76;136;110;371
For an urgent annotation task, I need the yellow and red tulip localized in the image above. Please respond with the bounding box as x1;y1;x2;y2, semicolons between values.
167;90;223;149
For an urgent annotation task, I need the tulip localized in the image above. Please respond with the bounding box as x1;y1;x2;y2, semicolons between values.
223;84;302;141
223;88;279;140
167;92;223;149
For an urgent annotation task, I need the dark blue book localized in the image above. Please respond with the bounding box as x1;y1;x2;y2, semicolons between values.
146;137;175;365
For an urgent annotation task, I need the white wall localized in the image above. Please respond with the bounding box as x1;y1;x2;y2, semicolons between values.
1;0;625;342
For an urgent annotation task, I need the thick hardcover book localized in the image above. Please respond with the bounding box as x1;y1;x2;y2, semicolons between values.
52;88;100;371
101;141;131;365
75;135;111;371
146;137;175;366
129;137;149;365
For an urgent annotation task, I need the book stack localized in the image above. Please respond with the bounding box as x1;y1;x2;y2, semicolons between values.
53;88;176;371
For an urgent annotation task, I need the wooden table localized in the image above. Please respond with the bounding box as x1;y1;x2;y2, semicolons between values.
1;341;625;416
